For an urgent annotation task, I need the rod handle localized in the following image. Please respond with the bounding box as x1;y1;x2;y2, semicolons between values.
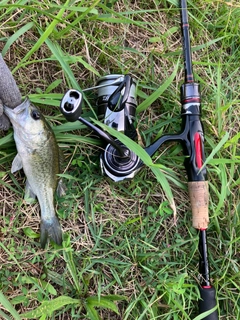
188;181;209;229
199;286;218;319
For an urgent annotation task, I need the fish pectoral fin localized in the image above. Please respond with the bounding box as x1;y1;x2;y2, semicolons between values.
11;153;23;173
56;179;66;197
40;216;62;248
24;180;37;204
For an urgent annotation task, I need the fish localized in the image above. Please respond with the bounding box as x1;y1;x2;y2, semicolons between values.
4;98;62;248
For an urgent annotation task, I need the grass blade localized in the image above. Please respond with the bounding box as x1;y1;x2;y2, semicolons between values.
203;132;230;169
1;22;34;57
63;246;82;295
192;305;218;320
0;310;12;320
137;59;179;113
0;291;21;320
43;37;81;90
12;0;71;73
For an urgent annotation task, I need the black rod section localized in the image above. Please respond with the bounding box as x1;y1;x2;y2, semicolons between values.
180;0;194;83
199;229;210;287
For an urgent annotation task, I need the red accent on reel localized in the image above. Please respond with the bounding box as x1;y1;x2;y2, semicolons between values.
194;132;202;169
202;286;212;289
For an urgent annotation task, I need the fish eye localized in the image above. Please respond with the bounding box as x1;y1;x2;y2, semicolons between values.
31;110;41;120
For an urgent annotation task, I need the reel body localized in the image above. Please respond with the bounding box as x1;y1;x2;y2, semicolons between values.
96;74;137;139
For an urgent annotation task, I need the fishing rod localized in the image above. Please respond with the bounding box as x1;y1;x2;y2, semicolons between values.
179;0;218;318
60;1;218;318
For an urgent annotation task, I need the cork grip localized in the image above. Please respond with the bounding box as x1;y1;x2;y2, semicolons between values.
188;181;209;229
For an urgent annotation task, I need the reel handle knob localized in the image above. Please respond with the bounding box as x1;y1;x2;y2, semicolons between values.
60;89;83;122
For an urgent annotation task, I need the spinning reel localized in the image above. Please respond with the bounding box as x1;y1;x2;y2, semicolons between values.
60;74;142;181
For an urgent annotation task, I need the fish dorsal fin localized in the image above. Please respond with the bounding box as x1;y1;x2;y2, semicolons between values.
11;153;23;173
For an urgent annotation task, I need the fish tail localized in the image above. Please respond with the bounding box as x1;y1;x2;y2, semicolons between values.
40;216;62;248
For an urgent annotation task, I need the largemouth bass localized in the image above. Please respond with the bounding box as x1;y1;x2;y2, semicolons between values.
4;98;62;248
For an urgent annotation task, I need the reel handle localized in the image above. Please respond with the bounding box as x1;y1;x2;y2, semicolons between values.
60;89;128;158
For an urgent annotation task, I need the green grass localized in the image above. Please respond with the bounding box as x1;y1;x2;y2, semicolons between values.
0;0;239;319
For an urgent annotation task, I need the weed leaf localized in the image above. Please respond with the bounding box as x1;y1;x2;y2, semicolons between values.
20;296;80;319
85;303;101;320
86;296;119;314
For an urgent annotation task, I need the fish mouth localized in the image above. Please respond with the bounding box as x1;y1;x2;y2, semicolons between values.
4;98;30;118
